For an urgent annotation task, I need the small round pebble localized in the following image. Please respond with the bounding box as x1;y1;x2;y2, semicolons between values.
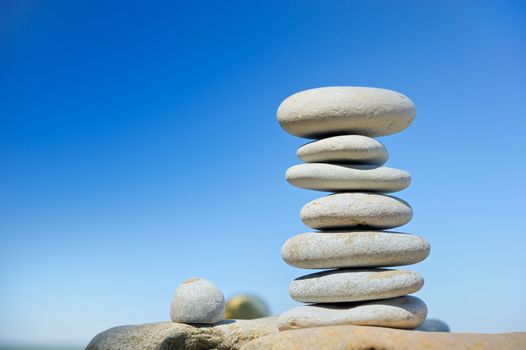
170;277;225;324
416;319;450;332
224;294;270;320
297;135;388;165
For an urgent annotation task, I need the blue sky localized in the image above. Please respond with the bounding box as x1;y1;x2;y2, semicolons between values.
1;0;525;345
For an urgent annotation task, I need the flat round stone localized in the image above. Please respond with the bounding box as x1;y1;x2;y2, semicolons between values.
289;268;424;303
170;277;225;324
277;296;427;331
300;193;412;230
297;135;388;165
286;164;411;193
277;87;415;138
281;231;430;269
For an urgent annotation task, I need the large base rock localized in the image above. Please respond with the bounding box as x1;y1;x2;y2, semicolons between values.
86;317;277;350
242;324;526;350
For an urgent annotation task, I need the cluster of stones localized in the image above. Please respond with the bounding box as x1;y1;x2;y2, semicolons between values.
276;86;430;331
169;278;270;324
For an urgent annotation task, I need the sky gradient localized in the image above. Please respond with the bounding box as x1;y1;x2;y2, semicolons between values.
1;0;526;345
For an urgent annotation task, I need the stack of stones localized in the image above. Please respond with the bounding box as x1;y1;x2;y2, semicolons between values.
276;87;430;331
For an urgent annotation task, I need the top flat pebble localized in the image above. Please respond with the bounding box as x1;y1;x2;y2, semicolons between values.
277;87;415;138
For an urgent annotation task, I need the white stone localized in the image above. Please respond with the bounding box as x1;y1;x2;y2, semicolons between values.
281;231;430;269
297;135;388;165
170;277;225;324
277;87;415;138
277;296;427;330
286;164;411;193
289;268;423;303
301;193;412;230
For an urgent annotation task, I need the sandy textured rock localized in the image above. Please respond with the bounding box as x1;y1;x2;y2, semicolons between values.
297;135;388;165
286;164;411;193
301;193;412;230
242;325;526;350
278;296;426;330
86;317;278;350
281;231;430;269
277;87;415;138
289;268;423;303
170;277;225;324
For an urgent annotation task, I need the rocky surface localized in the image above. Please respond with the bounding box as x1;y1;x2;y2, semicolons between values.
278;295;427;330
300;193;413;230
86;317;525;350
286;164;411;193
242;324;526;350
85;317;278;350
277;86;416;138
170;277;225;324
289;268;423;303
297;135;388;165
281;231;430;269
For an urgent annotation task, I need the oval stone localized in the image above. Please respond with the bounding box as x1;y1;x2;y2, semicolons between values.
281;231;430;269
286;164;411;193
300;193;412;230
170;277;225;324
289;268;423;303
277;296;427;331
277;87;416;138
297;135;388;165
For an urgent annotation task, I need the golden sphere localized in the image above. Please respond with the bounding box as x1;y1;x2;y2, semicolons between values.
224;294;270;319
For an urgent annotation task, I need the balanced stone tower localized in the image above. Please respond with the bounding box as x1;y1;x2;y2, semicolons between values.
276;87;430;331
